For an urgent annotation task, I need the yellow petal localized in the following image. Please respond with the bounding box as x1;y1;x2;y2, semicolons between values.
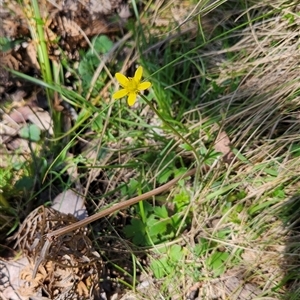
127;92;137;106
112;89;128;99
115;73;129;87
138;81;151;91
134;66;143;82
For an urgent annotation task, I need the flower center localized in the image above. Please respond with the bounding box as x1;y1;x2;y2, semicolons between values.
127;78;139;92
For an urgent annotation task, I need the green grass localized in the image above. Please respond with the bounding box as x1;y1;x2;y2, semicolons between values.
1;0;300;298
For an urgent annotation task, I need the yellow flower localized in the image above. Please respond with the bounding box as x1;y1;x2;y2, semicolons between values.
112;66;151;106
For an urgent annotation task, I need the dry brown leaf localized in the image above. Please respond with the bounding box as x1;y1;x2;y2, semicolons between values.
2;52;20;70
45;26;57;42
26;41;40;70
53;97;64;112
0;123;18;139
27;109;53;134
186;282;201;300
81;0;127;14
7;137;31;153
2;19;18;37
241;249;258;265
85;19;119;36
0;256;36;300
5;106;53;135
214;130;235;164
9;90;27;103
60;16;81;37
7;106;34;123
76;280;89;297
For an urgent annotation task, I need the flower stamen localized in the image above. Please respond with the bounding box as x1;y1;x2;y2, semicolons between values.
113;66;151;106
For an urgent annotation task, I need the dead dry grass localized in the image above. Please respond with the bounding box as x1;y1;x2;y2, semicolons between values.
121;1;300;299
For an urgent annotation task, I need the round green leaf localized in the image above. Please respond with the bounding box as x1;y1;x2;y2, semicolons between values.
19;124;41;142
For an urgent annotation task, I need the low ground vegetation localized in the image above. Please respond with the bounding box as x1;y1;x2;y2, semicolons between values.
1;0;300;299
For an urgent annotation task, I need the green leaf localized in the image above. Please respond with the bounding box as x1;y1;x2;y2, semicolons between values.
169;244;183;262
207;251;230;277
123;218;148;245
91;113;103;131
150;245;184;279
153;206;169;218
0;38;24;52
180;143;193;151
120;178;140;198
15;176;34;191
92;35;113;53
173;190;190;210
19;124;41;141
157;168;173;184
263;167;278;177
206;183;240;200
146;214;169;241
272;185;285;199
193;239;209;256
290;143;300;157
150;257;170;279
78;35;113;96
136;201;154;216
248;198;281;216
127;178;140;196
216;229;231;239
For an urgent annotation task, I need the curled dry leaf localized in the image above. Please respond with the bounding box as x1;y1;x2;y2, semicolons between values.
25;41;40;70
4;106;53;135
0;123;18;140
76;280;89;297
0;256;39;300
214;130;235;164
60;16;82;37
26;110;53;135
7;106;36;124
2;52;20;70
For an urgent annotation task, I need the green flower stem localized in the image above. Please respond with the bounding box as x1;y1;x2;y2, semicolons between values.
138;200;146;223
131;253;137;292
137;180;148;243
140;94;201;166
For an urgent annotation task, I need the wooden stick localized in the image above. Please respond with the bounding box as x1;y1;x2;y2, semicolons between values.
46;168;197;240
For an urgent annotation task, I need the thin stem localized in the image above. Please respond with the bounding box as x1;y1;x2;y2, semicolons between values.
139;94;201;166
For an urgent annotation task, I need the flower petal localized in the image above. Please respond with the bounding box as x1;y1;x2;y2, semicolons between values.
112;89;128;99
138;81;151;91
115;73;129;87
127;92;137;106
134;66;143;82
